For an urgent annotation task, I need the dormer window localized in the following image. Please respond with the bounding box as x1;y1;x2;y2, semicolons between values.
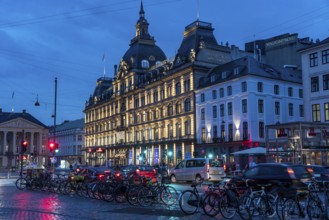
141;60;149;69
234;67;239;75
211;75;216;83
156;61;162;67
222;71;226;79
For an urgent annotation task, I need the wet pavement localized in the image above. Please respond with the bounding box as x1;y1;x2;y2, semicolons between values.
0;179;220;220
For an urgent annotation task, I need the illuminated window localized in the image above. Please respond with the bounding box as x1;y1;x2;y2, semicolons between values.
312;104;321;122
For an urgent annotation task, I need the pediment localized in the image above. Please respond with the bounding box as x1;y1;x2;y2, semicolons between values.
0;118;43;129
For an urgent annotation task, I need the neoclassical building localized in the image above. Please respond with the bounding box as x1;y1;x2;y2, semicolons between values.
84;3;233;166
0;109;48;171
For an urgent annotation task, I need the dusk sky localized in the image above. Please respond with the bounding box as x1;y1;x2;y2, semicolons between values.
1;0;329;126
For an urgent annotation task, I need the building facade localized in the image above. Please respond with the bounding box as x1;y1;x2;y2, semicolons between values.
245;33;313;69
49;119;84;167
300;37;329;123
195;56;305;167
0;109;48;171
264;37;329;166
84;3;234;167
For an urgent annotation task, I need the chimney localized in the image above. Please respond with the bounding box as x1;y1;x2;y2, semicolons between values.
0;108;2;113
22;109;26;114
114;64;117;76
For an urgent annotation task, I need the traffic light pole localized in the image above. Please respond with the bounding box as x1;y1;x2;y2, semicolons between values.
52;77;57;172
20;129;24;177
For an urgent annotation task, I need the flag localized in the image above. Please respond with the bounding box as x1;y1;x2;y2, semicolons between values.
12;91;14;99
102;53;105;62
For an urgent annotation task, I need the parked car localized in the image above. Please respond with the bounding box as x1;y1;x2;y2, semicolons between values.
304;165;329;182
73;166;109;182
229;163;312;191
169;158;226;183
120;165;157;182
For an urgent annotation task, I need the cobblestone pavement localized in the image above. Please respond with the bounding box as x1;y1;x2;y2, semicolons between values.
0;179;220;220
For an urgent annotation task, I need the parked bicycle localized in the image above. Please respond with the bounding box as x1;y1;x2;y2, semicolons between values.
178;178;220;215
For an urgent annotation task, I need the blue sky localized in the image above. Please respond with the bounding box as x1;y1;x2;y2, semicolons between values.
1;0;329;126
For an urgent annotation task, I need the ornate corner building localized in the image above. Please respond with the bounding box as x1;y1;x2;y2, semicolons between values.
83;3;233;166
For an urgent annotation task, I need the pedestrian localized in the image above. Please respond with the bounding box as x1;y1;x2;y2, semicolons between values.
161;159;166;167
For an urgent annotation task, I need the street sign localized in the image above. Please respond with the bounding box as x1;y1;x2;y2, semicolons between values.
51;157;57;164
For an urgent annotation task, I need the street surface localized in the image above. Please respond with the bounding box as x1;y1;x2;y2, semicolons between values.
0;178;216;220
0;176;285;220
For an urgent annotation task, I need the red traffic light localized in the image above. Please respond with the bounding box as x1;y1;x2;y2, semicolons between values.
48;142;59;152
21;140;28;152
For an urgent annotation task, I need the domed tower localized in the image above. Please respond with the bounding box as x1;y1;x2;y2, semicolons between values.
119;1;166;73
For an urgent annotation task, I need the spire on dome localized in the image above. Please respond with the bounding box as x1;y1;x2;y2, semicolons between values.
139;0;145;18
135;0;150;40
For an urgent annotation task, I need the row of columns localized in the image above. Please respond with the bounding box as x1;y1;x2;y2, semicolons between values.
0;130;44;168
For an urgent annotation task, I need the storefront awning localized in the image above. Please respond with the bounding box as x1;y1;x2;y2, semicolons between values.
231;147;266;156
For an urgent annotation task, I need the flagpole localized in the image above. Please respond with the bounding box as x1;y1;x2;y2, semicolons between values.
11;91;15;112
102;53;106;78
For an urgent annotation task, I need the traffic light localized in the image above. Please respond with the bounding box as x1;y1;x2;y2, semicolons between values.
21;140;28;152
48;142;59;153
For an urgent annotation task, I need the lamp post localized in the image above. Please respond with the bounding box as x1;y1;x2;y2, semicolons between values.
50;77;57;171
53;77;57;146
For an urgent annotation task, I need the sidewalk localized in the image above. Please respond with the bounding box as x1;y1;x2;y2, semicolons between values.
0;171;20;179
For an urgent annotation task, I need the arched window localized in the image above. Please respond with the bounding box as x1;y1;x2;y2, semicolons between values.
176;123;181;137
184;120;191;135
176;102;181;114
175;82;181;95
167;103;173;116
184;98;191;112
141;60;149;69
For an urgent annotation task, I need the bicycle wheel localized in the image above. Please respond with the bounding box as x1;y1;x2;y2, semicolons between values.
114;185;127;203
160;185;179;206
281;198;302;220
276;197;286;220
307;198;323;220
64;182;74;195
138;187;153;207
179;190;199;215
202;192;220;217
219;192;237;219
232;193;251;220
126;185;140;206
15;177;27;190
250;195;276;218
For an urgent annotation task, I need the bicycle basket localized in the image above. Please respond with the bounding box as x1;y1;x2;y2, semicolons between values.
162;176;171;184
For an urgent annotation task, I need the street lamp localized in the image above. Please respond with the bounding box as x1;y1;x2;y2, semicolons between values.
34;94;40;106
168;151;173;168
